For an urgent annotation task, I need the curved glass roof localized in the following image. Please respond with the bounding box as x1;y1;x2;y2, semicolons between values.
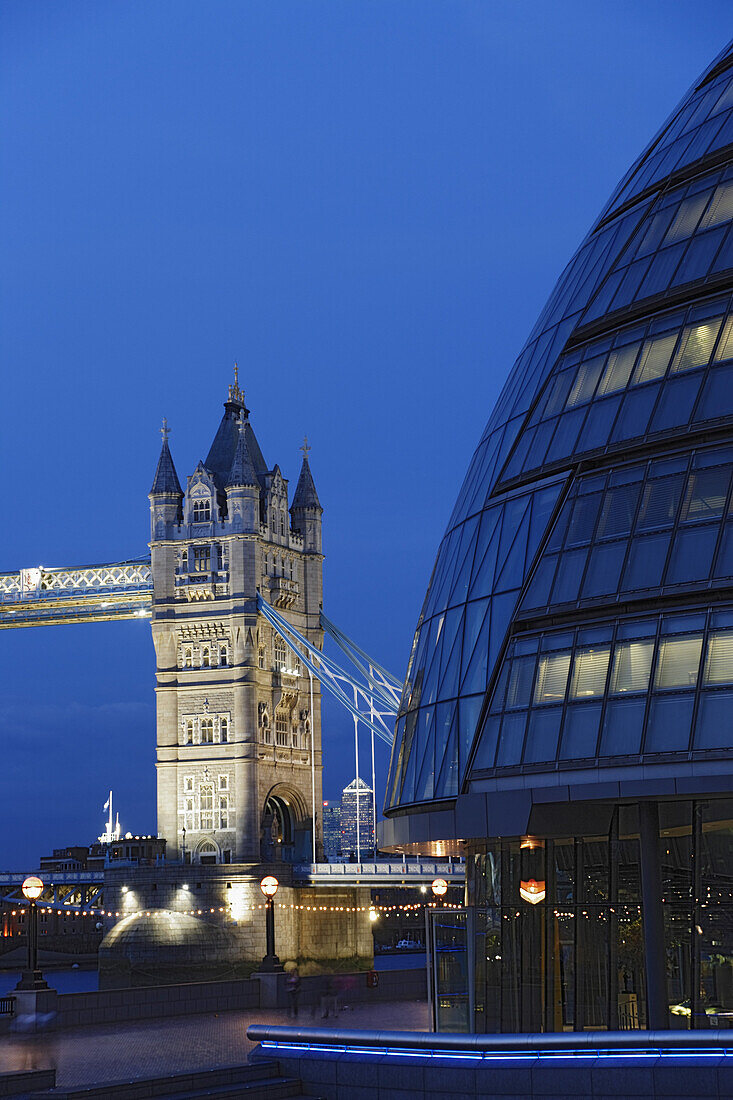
386;39;733;815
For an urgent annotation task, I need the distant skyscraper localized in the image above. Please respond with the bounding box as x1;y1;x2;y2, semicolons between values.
340;778;374;856
322;800;341;860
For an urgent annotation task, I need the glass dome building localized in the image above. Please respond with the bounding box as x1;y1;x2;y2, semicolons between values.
382;40;733;1032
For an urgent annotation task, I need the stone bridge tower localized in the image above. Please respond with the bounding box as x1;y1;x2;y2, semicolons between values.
148;374;324;864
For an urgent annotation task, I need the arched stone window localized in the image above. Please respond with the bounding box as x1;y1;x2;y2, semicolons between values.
220;716;229;743
184;647;193;668
274;637;287;670
185;720;194;745
219;644;228;667
192;499;211;523
201;646;211;668
201;718;214;744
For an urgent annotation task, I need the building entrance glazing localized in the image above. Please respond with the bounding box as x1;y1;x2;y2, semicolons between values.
430;798;733;1032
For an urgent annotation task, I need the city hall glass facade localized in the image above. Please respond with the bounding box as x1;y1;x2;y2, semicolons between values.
382;40;733;1031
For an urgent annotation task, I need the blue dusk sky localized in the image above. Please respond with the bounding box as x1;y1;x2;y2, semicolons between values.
0;1;729;868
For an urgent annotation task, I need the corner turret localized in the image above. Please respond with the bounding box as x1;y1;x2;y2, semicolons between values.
149;419;183;539
290;437;322;555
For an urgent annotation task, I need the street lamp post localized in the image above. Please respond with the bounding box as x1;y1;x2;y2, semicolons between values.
431;877;448;900
16;876;49;991
259;876;283;972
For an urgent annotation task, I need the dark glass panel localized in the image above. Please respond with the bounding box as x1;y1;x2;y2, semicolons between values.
495;712;528;767
648;374;701;433
596;482;641;538
520;555;557;611
694;692;733;749
550;548;588;604
566;492;603;546
523;708;562;763
471;714;501;771
458;694;484;776
575;394;622;453
609;385;658;444
581;541;626;598
665;526;718;584
681;466;731;523
644;694;695;752
695;363;733;423
559;703;601;759
621;532;670;591
636;474;685;530
544;407;586;464
600;698;646;755
714;524;733;578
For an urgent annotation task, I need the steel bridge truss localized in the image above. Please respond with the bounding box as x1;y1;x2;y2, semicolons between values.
257;595;400;746
0;559;152;628
0;556;399;746
0;872;105;915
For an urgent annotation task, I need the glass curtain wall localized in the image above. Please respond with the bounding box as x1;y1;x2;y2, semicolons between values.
454;799;733;1032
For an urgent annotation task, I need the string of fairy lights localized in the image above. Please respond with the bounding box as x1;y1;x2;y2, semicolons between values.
4;900;461;920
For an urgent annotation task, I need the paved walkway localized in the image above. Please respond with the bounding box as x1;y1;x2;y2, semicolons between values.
0;1000;429;1089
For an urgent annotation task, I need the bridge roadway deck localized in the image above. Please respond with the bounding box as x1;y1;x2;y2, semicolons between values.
0;862;463;893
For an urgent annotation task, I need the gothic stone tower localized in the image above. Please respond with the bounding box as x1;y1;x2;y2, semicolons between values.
148;375;324;864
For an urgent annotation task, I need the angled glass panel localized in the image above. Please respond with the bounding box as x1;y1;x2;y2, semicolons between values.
559;703;601;759
644;694;694;752
525;708;563;763
434;709;459;798
459;605;493;697
467;516;502;599
520;554;558;611
597;480;642;538
622;532;670;591
567;355;606;407
636;474;685;529
506;655;537;709
581;541;626;598
665;526;718;584
471;714;501;771
458;694;484;777
600;698;646;756
694;692;733;749
550;548;587;604
648;374;701;432
609;385;658;443
459;598;490;683
715;524;733;578
696;362;733;422
495;712;527;767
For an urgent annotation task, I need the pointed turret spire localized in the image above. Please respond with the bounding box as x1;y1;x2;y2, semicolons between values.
150;418;183;495
291;436;322;511
226;413;259;488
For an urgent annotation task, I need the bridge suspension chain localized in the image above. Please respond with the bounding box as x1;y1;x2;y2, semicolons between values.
256;594;399;746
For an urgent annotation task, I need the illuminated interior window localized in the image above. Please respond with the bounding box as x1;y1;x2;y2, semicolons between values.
703;632;733;684
201;718;214;744
192;499;211;523
609;640;654;693
533;652;571;705
569;646;611;698
654;635;703;689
